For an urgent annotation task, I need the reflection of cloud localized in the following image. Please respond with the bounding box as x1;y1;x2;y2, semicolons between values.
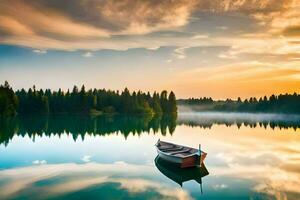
192;125;300;199
117;178;192;200
118;178;159;192
46;176;108;196
231;153;282;166
212;184;227;190
0;162;192;200
173;121;300;199
211;163;300;199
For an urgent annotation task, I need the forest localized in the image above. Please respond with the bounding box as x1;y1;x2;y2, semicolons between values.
178;94;300;114
0;81;177;117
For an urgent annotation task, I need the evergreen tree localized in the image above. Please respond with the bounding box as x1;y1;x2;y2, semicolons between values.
151;92;162;114
168;91;177;114
160;90;168;113
2;83;178;116
0;81;18;116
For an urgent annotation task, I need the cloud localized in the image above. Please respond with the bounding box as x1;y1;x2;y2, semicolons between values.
0;0;296;52
0;0;299;89
81;155;92;162
174;61;300;98
216;26;228;30
251;1;300;37
210;62;300;82
0;0;198;50
33;49;47;54
218;52;237;59
196;0;294;13
283;26;300;37
191;34;209;39
32;160;47;165
173;47;187;59
82;52;93;58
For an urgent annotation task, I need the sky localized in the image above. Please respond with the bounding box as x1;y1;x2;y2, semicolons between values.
0;0;299;99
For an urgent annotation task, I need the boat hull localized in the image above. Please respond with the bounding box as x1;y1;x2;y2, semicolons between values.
157;150;204;168
157;149;183;164
155;140;207;168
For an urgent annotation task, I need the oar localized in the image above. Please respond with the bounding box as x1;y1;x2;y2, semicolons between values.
199;144;202;167
155;138;160;146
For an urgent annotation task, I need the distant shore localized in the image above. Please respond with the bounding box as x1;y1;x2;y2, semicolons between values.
177;93;300;115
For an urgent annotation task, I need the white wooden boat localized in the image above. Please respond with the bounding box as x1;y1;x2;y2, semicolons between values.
155;139;207;168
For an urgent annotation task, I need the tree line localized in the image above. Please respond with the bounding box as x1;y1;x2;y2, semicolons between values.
177;97;213;105
0;81;177;116
178;93;300;114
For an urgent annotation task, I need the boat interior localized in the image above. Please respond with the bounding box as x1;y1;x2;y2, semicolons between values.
156;141;199;157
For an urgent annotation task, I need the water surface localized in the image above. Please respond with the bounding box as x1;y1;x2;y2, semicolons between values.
1;113;300;200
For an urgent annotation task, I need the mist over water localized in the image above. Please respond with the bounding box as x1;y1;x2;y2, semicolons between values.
178;111;300;122
178;106;300;130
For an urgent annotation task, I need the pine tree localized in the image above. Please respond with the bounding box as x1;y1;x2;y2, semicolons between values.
0;81;18;116
160;90;168;113
168;91;177;114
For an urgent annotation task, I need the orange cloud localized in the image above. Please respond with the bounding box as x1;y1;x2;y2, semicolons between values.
283;26;300;37
0;1;109;38
172;62;300;99
0;0;198;50
0;0;297;51
0;16;33;35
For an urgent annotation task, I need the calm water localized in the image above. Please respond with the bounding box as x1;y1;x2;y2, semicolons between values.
1;112;300;200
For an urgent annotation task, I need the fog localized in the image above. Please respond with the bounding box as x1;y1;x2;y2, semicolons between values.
178;112;300;123
178;107;300;130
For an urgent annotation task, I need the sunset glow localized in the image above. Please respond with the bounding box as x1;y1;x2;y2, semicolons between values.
0;0;299;98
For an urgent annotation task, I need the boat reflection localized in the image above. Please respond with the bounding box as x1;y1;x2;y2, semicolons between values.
154;156;209;193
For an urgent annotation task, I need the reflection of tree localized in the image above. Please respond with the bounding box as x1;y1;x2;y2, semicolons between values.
178;116;300;131
0;114;177;146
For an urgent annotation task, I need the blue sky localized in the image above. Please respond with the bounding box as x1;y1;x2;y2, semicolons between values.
0;0;299;98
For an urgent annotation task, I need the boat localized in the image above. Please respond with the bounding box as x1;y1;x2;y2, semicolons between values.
155;139;207;168
155;156;209;193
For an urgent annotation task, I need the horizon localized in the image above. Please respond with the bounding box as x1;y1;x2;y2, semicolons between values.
1;0;300;99
2;81;299;101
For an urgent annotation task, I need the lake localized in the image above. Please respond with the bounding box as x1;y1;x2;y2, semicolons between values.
1;112;300;200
